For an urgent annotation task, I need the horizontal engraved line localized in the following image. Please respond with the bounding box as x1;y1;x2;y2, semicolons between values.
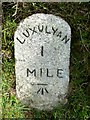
37;83;48;85
30;83;48;86
16;59;25;62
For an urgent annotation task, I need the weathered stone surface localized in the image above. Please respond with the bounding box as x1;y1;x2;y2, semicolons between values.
14;13;71;110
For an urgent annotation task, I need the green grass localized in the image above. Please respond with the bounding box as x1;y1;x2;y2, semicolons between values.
2;2;90;119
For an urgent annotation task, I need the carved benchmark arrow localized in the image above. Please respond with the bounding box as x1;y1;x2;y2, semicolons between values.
37;88;49;95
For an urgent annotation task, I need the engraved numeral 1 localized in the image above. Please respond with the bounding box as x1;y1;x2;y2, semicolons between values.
41;46;44;56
